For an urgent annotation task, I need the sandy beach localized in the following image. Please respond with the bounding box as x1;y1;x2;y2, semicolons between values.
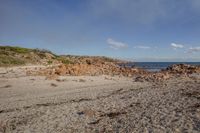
1;0;200;132
0;66;200;133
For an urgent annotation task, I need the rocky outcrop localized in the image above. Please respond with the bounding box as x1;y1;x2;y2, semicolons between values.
164;64;200;74
27;62;148;79
27;63;200;81
134;64;200;82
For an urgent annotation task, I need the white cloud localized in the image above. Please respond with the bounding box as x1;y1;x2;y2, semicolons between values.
171;43;184;49
133;46;150;49
188;47;200;53
107;38;128;50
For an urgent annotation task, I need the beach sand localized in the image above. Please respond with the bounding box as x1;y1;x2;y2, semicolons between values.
0;66;200;132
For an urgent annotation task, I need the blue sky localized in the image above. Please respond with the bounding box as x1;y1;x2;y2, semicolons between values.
1;0;200;61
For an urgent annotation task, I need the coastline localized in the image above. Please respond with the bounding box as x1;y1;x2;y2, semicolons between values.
120;62;200;72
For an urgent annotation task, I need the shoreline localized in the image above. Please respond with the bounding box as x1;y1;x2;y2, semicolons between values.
119;62;200;72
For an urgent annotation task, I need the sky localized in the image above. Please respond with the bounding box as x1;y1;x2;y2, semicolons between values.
1;0;200;62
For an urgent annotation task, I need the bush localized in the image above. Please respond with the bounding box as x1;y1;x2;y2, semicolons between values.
13;47;30;53
34;48;56;55
101;56;115;62
47;60;53;64
57;57;73;64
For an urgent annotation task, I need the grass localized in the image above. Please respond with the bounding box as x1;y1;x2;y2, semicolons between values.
56;57;73;64
101;56;116;62
0;55;25;66
0;46;119;67
0;46;58;66
33;48;57;57
0;46;30;53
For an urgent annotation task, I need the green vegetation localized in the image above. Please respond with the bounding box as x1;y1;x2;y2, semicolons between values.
0;55;25;66
0;46;30;53
101;56;115;62
33;48;57;57
47;60;53;64
57;57;73;64
0;46;120;67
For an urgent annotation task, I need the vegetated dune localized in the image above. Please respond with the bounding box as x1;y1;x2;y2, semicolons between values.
1;46;148;78
0;46;57;66
0;46;124;67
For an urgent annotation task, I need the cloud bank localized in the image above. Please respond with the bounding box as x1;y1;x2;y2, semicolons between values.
133;46;150;49
171;43;184;49
107;38;128;50
188;47;200;53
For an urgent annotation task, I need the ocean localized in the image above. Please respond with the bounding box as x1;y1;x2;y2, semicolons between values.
120;62;200;72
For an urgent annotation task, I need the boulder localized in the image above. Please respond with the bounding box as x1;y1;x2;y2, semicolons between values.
165;64;200;74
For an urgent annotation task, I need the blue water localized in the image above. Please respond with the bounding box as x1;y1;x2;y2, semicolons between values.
120;62;200;72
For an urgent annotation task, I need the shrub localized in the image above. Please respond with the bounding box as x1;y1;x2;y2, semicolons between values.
0;46;30;53
47;60;53;64
34;48;56;56
101;56;115;62
57;57;73;64
0;55;25;66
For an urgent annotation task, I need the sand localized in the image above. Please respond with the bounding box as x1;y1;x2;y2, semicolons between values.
0;66;200;133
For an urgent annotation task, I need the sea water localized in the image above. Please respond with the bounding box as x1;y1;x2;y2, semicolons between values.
120;62;200;72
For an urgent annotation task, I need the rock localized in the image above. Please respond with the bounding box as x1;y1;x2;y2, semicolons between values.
134;72;171;82
27;60;150;78
165;64;200;75
79;79;86;82
50;83;57;87
46;74;58;80
134;76;145;82
0;69;7;74
55;64;66;75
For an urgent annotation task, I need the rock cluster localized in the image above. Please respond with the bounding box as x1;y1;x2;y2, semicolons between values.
134;64;200;82
27;62;148;79
164;64;200;74
27;63;200;81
